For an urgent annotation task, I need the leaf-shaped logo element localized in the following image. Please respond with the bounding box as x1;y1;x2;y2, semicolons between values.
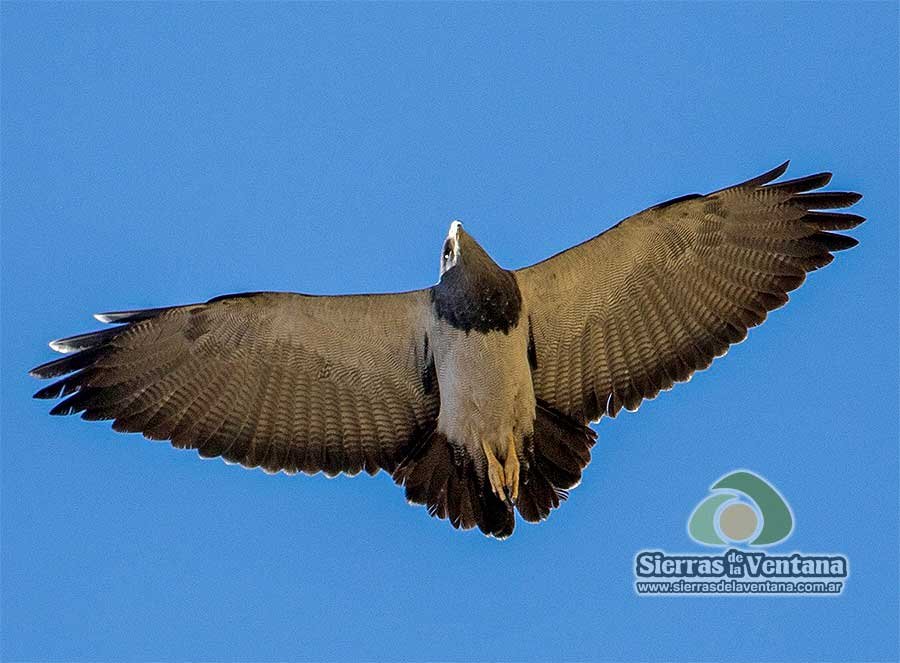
688;493;735;545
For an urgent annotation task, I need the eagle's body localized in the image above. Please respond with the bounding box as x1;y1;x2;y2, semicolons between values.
432;313;535;475
428;221;536;506
31;162;864;538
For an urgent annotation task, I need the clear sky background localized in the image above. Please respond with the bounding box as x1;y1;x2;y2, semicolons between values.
2;3;898;662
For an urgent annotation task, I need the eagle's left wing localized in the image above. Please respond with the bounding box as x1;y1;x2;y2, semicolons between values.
31;290;439;477
516;162;864;424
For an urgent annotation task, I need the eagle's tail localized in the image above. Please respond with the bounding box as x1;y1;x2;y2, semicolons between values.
393;431;515;539
516;402;597;524
394;403;596;538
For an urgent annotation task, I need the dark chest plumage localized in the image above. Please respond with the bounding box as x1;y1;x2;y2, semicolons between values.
430;265;522;335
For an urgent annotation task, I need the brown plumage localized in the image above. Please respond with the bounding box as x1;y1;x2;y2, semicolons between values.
33;292;439;476
517;162;863;422
31;162;863;538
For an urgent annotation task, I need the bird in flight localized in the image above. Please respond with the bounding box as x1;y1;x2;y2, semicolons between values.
31;162;863;538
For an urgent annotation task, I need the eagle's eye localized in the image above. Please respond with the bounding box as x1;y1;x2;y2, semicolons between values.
442;242;453;260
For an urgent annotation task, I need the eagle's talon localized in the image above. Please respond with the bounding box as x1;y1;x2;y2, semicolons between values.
482;439;507;499
504;433;520;503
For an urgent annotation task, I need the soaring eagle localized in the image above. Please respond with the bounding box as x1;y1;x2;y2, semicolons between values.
31;162;863;538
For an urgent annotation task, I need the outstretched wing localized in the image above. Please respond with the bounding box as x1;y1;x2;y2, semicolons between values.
516;162;864;423
31;290;439;476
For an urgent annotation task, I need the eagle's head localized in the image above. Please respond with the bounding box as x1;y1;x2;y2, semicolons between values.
439;220;500;279
433;220;522;334
439;220;464;277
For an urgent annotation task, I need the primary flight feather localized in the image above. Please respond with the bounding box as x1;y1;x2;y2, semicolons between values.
31;162;864;538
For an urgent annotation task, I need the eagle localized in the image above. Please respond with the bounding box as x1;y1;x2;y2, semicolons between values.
31;162;863;538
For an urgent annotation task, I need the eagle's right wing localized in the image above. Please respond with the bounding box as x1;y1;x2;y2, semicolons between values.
516;162;864;424
31;290;440;476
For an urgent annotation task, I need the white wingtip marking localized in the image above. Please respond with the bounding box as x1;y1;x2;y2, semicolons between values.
93;313;118;323
49;340;75;353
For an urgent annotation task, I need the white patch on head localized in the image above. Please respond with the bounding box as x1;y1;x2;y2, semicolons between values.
440;220;463;277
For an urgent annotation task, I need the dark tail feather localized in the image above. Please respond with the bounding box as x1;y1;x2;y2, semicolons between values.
393;431;514;539
393;404;595;535
517;402;597;524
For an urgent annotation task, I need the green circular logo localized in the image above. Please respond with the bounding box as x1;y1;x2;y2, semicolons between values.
688;470;793;547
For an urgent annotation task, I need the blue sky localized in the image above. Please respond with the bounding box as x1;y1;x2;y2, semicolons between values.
2;3;897;662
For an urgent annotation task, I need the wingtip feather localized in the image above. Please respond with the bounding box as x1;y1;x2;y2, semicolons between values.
49;339;75;353
730;161;790;190
93;306;170;324
795;191;862;209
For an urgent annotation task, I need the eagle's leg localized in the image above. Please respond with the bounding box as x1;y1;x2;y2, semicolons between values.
504;432;520;503
481;438;507;501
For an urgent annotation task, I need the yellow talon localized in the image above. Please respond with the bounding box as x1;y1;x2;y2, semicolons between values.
482;439;506;499
482;435;520;504
504;433;520;503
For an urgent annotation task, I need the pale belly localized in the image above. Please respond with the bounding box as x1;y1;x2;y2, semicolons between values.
432;321;536;460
